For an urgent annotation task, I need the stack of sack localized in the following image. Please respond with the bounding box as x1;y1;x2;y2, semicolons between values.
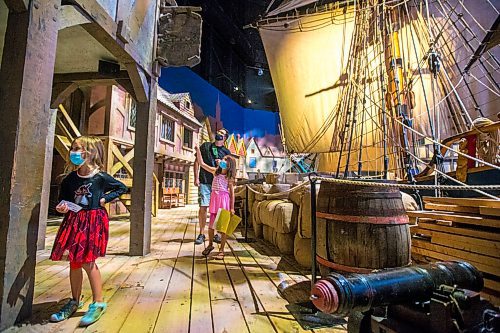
251;184;297;254
288;184;315;268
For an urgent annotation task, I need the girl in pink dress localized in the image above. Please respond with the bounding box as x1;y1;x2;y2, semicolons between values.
195;146;236;259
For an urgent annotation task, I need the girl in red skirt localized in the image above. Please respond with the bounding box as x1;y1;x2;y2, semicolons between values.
49;136;127;326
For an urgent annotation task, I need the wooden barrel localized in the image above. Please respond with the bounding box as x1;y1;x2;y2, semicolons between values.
316;181;411;276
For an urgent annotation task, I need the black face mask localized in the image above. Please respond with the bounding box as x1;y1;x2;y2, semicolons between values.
215;134;224;141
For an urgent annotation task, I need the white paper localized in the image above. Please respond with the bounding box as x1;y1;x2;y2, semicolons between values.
59;200;82;213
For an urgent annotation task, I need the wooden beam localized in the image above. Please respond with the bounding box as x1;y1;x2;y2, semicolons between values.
110;145;134;176
104;86;113;135
125;63;149;103
423;196;500;209
79;87;91;135
407;210;500;229
130;78;157;256
53;71;130;83
0;1;60;329
73;0;118;41
37;108;58;251
4;0;29;12
110;148;135;176
58;104;81;138
412;240;500;276
51;82;79;108
115;78;137;101
480;207;500;217
74;0;152;77
417;221;500;242
423;202;480;214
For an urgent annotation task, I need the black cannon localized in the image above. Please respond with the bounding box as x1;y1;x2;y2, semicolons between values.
310;261;499;333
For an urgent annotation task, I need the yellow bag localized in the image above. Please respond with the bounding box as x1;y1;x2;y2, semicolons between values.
215;208;242;235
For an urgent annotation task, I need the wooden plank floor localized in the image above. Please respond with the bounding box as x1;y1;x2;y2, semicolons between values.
5;206;346;333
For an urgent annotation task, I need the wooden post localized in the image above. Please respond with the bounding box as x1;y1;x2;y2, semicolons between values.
0;1;60;329
129;77;157;255
37;108;58;251
80;87;91;135
104;85;113;135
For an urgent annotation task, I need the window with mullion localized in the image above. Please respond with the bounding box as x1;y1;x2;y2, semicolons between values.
183;127;193;148
160;115;175;142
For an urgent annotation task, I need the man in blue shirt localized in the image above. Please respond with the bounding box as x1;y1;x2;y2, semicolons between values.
194;128;231;245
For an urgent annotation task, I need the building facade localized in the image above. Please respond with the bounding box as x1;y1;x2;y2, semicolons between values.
245;137;290;178
155;89;202;205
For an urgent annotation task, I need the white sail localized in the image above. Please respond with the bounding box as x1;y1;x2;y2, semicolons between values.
260;6;356;154
259;1;500;175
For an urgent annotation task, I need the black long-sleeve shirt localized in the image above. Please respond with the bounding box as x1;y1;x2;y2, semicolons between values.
58;171;128;210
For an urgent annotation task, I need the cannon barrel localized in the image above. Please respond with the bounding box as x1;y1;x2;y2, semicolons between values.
311;261;483;315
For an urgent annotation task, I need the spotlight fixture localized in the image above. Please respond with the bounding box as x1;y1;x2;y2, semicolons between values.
233;86;239;91
247;99;252;104
257;68;264;76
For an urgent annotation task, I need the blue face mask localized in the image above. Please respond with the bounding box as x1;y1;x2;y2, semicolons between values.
70;151;85;166
219;160;227;170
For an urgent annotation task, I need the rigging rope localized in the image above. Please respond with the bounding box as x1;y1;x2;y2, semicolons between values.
468;73;500;97
309;175;500;194
243;176;499;199
349;79;500;172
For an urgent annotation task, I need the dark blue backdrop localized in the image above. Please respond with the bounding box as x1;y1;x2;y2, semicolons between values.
159;67;280;138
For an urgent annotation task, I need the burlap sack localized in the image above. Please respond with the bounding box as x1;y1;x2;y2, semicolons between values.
251;200;263;238
294;233;312;268
267;184;291;200
258;200;296;234
262;183;272;192
249;184;265;203
283;173;300;185
288;185;306;206
276;232;295;254
297;186;312;239
262;224;273;242
401;192;418;211
234;185;246;199
265;173;279;184
262;225;294;255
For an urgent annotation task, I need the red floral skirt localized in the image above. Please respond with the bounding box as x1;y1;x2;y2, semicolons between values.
50;208;109;263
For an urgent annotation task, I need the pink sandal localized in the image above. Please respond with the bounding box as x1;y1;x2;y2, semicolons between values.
213;252;225;260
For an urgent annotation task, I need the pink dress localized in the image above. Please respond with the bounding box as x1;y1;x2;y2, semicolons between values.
208;174;230;228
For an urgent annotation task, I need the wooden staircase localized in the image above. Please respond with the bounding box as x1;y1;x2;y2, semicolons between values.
53;104;159;216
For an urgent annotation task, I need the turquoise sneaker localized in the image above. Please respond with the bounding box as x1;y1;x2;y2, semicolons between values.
50;299;80;322
79;302;107;327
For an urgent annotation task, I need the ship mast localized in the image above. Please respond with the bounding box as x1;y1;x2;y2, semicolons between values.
383;5;416;182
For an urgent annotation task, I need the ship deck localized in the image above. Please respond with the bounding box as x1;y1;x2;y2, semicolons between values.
5;206;346;333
